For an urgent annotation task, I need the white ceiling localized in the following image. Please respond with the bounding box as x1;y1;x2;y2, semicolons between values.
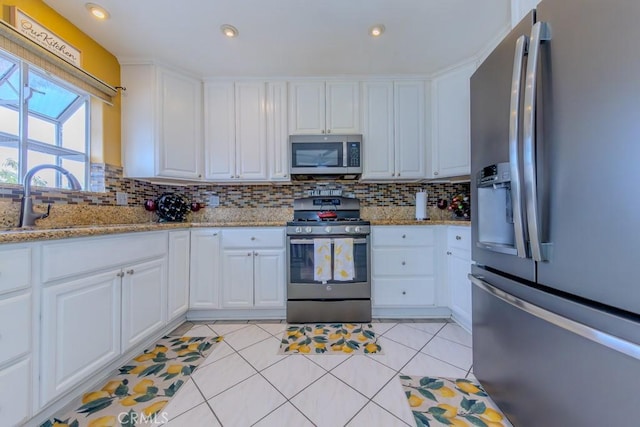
43;0;511;79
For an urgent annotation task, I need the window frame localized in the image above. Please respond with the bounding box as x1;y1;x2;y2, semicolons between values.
0;48;90;190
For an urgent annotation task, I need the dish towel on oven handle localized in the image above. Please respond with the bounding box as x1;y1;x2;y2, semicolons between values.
333;238;355;281
314;238;332;283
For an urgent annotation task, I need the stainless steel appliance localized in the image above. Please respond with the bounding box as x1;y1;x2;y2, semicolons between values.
470;2;640;426
289;134;362;179
286;196;371;323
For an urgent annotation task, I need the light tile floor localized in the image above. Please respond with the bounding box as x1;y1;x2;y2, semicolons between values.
163;320;474;426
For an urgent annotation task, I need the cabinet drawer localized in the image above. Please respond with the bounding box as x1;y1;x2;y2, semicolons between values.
0;246;31;294
222;228;284;248
41;232;167;283
0;358;30;426
447;226;471;251
0;293;31;366
372;247;434;276
372;226;434;247
372;277;436;307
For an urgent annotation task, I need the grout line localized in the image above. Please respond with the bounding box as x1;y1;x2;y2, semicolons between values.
190;377;225;426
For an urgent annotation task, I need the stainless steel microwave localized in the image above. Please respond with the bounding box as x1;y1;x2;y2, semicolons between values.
289;134;362;179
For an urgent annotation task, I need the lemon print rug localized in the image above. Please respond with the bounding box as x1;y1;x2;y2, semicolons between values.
278;323;383;355
400;375;512;427
41;335;223;427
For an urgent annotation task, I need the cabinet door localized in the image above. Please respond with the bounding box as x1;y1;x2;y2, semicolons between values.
432;63;475;178
157;68;202;179
373;277;436;307
326;81;360;134
121;258;167;352
361;81;395;179
0;293;31;366
235;82;268;180
221;250;255;308
204;82;236;180
267;82;290;181
447;227;472;330
394;81;426;179
41;271;121;405
168;230;190;320
289;81;325;134
0;358;30;426
253;249;285;308
189;229;221;309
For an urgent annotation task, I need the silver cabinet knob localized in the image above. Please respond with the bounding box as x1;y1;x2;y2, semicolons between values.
230;175;234;179
116;271;124;278
321;129;325;134
402;291;406;295
327;129;331;134
392;173;396;177
401;261;406;266
247;252;252;256
434;171;439;176
447;251;452;255
126;269;134;275
212;233;218;236
397;173;401;177
251;237;256;240
284;174;288;177
402;234;406;238
456;235;462;240
254;251;258;256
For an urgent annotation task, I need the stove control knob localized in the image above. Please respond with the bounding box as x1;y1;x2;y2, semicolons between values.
355;226;362;233
325;226;332;233
305;227;312;234
345;226;352;233
295;227;302;233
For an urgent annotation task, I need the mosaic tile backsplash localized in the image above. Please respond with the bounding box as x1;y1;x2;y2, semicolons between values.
0;164;470;227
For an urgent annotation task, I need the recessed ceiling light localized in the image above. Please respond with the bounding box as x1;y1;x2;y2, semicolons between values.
220;24;239;38
85;3;110;20
369;24;385;37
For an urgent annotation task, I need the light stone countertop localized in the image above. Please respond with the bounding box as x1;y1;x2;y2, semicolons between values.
0;219;469;244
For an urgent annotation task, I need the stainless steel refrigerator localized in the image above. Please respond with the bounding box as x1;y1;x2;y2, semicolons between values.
470;1;640;425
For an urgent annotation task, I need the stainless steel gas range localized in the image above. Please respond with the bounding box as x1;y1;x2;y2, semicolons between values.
286;196;371;323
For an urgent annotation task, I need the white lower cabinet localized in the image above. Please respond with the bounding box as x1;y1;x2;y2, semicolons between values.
121;258;167;352
220;228;285;309
168;230;190;320
372;226;437;307
447;226;472;331
0;358;31;426
189;229;221;309
41;270;121;405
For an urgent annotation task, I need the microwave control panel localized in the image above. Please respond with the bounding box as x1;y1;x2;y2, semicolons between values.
348;142;361;167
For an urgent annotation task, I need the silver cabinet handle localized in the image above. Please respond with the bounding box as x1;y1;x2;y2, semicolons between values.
469;274;640;361
230;175;234;179
402;234;406;238
212;233;218;236
116;271;124;278
254;251;258;256
509;34;529;259
321;129;325;134
251;237;256;240
447;251;452;255
401;261;406;265
247;252;252;256
456;235;462;240
397;173;400;177
523;21;551;262
327;129;331;134
126;269;134;275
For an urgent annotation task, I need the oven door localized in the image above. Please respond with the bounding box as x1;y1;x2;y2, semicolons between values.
287;235;370;299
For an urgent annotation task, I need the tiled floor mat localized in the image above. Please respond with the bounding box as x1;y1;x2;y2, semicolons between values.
278;323;383;355
41;335;223;427
399;375;512;427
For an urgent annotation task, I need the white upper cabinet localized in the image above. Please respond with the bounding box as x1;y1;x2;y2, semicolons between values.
361;80;427;180
121;63;203;181
204;81;269;181
430;62;475;178
266;82;290;181
289;81;360;135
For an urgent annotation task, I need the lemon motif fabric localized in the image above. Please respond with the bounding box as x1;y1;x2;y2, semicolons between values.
41;335;222;427
333;238;355;281
313;238;332;282
278;323;383;355
400;375;512;427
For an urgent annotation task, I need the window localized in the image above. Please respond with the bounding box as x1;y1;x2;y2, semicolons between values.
0;50;89;190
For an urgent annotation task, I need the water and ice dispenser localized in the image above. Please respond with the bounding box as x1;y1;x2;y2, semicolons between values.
476;162;518;255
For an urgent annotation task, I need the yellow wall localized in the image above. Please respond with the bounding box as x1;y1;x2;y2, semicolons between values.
1;0;121;166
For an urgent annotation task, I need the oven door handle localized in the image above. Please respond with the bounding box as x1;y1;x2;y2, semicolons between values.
289;238;368;244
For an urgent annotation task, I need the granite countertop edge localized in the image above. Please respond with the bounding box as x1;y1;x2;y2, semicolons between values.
0;219;470;244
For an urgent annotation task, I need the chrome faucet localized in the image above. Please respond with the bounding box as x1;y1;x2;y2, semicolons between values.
19;164;82;228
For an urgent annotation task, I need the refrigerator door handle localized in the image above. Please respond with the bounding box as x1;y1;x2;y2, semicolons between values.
469;274;640;362
509;34;529;258
523;21;552;262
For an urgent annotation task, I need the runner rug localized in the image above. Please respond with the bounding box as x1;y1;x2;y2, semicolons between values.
278;323;383;355
41;335;223;427
400;375;512;427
